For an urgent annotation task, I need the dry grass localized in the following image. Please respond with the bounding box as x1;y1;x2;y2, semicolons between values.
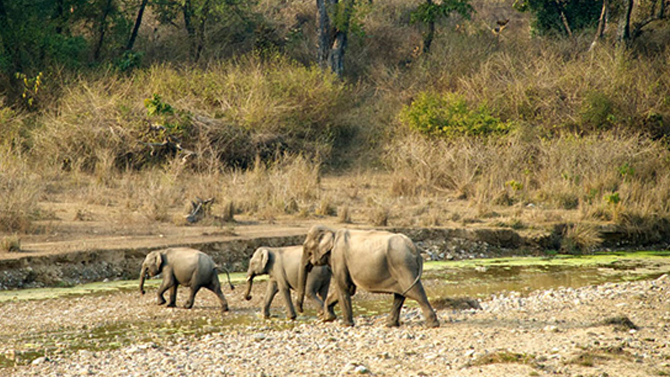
222;154;322;218
560;223;602;254
470;350;538;368
385;132;670;231
1;1;670;244
0;148;43;233
0;234;21;253
568;346;633;367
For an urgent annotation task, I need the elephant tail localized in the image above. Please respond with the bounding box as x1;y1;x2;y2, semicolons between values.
216;265;235;291
401;252;424;296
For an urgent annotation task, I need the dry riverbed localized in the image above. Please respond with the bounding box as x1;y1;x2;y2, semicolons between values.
2;269;670;377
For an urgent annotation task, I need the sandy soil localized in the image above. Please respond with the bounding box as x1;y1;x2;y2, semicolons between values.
2;271;669;376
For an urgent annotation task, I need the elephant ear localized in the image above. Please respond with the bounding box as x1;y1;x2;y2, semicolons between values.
149;251;163;273
260;248;270;272
317;231;335;259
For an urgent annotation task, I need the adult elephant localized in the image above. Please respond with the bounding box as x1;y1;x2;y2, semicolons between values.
297;225;439;328
139;247;234;311
243;246;333;320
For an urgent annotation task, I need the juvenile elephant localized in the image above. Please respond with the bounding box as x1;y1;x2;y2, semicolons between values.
139;247;234;311
244;246;333;320
297;225;439;328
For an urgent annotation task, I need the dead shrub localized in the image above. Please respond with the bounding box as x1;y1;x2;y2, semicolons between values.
368;206;390;227
1;235;21;253
560;223;602;254
337;205;352;224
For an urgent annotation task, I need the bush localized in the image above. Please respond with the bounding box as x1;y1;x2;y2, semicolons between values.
30;56;354;171
399;92;513;138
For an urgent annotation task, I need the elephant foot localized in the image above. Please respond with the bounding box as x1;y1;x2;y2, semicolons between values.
321;312;337;322
385;320;400;328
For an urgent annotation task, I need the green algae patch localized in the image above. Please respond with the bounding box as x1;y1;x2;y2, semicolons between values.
0;272;251;303
424;251;670;270
422;252;670;299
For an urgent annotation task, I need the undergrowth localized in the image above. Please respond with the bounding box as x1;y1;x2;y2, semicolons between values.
1;0;670;242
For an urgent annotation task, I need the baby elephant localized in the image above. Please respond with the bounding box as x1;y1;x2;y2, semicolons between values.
244;246;332;320
139;247;234;311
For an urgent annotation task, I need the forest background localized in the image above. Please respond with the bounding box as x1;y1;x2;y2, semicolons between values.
2;0;670;254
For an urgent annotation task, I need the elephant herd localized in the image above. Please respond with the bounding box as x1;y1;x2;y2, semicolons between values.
139;225;439;328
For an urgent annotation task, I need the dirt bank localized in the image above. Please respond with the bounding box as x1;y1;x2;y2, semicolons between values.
0;225;541;290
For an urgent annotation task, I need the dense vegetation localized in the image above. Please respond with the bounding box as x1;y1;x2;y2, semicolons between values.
2;0;670;252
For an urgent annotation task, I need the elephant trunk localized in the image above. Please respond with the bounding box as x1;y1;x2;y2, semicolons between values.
244;274;254;301
139;266;147;295
296;252;312;313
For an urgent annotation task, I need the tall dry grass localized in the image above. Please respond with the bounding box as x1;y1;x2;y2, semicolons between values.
385;131;670;236
0;147;43;232
30;55;350;172
224;154;321;217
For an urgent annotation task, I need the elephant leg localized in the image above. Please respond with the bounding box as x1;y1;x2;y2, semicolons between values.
336;281;355;327
405;282;439;328
312;283;329;318
322;291;338;322
156;274;175;306
386;293;406;327
279;286;297;320
184;285;201;309
206;278;229;312
166;284;178;308
262;281;279;319
306;286;324;315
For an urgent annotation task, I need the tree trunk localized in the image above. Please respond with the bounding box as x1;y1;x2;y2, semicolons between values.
660;0;665;19
126;0;149;51
316;0;353;77
317;0;333;70
194;0;211;62
94;0;114;61
182;0;198;60
329;30;348;77
422;0;435;54
617;0;634;46
589;0;608;51
54;0;64;34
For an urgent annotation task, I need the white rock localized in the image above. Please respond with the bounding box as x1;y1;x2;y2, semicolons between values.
31;356;49;365
354;365;370;374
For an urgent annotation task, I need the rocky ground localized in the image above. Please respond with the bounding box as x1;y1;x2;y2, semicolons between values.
2;272;669;377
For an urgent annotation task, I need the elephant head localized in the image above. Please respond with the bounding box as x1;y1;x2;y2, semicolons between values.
244;248;271;301
139;250;164;295
296;225;334;312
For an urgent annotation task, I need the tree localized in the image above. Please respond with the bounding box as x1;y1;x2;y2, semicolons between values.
316;0;356;77
410;0;473;54
0;0;87;104
513;0;602;36
126;0;150;51
93;0;116;61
